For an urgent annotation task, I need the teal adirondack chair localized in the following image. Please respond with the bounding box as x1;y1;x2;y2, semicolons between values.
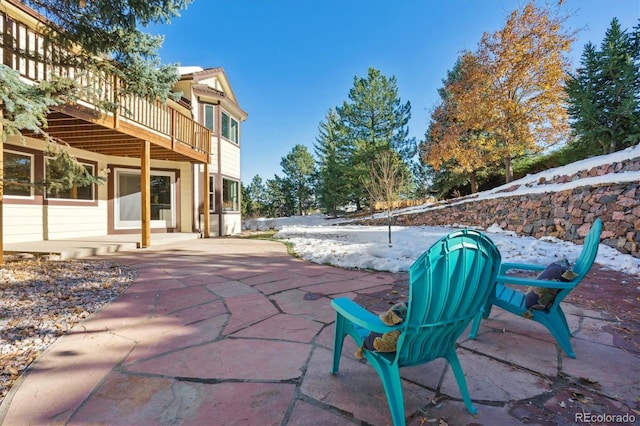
469;218;602;358
331;229;502;425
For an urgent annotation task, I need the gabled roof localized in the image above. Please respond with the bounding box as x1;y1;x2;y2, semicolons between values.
179;67;247;120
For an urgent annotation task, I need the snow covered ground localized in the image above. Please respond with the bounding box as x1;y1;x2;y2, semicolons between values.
243;145;640;276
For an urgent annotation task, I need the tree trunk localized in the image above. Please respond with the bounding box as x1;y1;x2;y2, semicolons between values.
470;171;478;193
370;193;375;217
504;155;513;183
387;210;392;246
0;107;3;264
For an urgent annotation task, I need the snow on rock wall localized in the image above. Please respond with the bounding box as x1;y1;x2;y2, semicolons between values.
367;158;640;258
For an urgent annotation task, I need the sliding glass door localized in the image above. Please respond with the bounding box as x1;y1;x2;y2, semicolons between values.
115;168;176;229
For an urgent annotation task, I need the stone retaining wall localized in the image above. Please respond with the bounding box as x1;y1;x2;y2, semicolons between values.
363;157;640;258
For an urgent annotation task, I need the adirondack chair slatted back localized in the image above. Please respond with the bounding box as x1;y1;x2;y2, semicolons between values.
469;218;603;359
397;230;501;367
548;218;602;308
572;218;602;279
331;229;503;421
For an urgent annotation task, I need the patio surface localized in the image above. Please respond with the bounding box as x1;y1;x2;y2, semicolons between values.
0;237;637;425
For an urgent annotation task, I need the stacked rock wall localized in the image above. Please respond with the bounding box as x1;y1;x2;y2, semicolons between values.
364;157;640;258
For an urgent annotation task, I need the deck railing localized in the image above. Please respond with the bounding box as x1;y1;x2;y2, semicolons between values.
0;6;210;158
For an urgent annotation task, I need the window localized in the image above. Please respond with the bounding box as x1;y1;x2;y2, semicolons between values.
204;104;215;131
209;175;215;212
221;111;239;143
46;162;95;200
223;178;239;211
114;169;176;229
4;150;33;198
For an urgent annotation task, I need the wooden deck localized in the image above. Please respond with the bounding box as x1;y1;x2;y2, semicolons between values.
1;1;210;163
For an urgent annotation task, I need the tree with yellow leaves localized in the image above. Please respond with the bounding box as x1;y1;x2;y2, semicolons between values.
477;1;574;182
424;53;500;193
426;1;575;185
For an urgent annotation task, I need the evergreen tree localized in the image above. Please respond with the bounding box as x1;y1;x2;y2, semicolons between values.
337;67;413;213
1;0;191;191
410;143;434;199
0;61;105;190
566;18;640;155
264;175;295;218
280;145;316;216
21;0;191;101
314;109;352;217
241;182;254;218
251;175;267;214
244;175;267;217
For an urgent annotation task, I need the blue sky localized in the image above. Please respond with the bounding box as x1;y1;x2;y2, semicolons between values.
150;0;639;183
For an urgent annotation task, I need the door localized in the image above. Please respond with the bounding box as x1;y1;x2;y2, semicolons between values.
114;168;176;229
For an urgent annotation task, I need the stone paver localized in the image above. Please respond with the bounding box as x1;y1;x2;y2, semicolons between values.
231;313;323;343
460;328;558;377
301;347;434;426
1;238;638;426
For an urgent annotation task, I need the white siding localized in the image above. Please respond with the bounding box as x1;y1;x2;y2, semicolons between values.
203;213;241;236
220;141;241;178
178;163;194;231
209;213;219;236
4;205;43;243
222;213;241;235
44;203;108;239
3;136;196;242
199;77;221;91
209;147;219;173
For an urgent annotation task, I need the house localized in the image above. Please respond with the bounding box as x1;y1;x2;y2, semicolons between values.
175;67;248;237
1;0;247;250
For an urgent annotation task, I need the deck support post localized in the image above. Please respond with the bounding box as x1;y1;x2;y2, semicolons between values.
141;140;151;248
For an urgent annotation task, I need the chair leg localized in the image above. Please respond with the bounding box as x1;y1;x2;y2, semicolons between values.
538;308;576;358
469;301;493;339
373;362;405;426
332;314;346;374
447;351;477;415
468;313;482;339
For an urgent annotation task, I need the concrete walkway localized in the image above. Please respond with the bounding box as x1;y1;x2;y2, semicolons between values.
0;238;637;425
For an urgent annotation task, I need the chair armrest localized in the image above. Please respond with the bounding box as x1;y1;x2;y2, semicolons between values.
496;274;575;290
499;262;546;275
331;298;402;334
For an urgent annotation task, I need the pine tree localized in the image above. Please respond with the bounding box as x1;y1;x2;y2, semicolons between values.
1;0;192;192
241;182;254;218
0;65;105;190
247;175;267;216
337;68;413;213
280;145;316;216
410;144;434;199
566;18;640;154
264;175;295;218
314;109;352;217
21;0;191;101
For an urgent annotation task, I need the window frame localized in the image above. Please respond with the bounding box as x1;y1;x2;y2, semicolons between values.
4;149;34;199
222;178;239;212
221;111;239;144
45;161;96;202
114;168;177;229
209;175;215;213
204;104;215;132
